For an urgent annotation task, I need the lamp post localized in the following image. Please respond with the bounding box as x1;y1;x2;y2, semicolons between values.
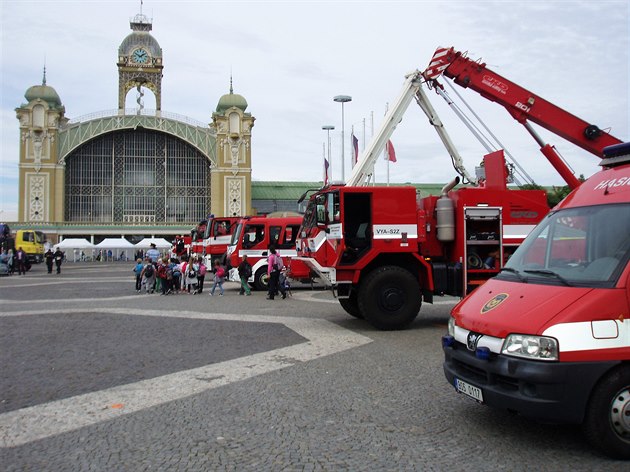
333;95;352;182
322;125;334;182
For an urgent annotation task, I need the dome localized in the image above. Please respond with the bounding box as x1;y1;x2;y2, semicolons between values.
216;91;248;113
119;32;162;57
24;84;62;108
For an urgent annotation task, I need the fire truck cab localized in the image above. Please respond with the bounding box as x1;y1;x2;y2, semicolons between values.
442;142;630;459
226;216;311;290
190;216;240;264
298;153;548;330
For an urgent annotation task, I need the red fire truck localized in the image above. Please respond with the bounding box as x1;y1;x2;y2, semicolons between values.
296;47;621;331
442;141;630;459
226;215;311;290
189;215;240;264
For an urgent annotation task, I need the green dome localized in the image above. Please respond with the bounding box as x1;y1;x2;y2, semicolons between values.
24;84;62;108
216;91;248;113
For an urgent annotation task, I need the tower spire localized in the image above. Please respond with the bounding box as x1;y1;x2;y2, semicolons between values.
42;64;47;86
229;74;233;94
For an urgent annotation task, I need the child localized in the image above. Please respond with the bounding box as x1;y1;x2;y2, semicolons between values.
238;255;252;296
141;258;155;293
133;258;143;292
197;257;207;293
210;260;226;296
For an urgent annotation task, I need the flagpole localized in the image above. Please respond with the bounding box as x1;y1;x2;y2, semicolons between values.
351;124;355;169
322;125;334;183
384;102;390;186
322;142;326;183
371;111;375;185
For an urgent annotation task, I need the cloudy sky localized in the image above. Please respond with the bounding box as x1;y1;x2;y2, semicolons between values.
1;0;628;220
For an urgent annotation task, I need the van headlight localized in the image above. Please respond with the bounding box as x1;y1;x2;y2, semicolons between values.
502;334;558;361
447;317;456;336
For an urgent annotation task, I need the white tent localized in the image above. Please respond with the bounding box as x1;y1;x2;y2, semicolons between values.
134;238;172;249
55;238;95;262
95;238;135;261
56;238;94;249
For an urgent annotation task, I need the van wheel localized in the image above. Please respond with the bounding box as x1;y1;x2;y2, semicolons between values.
254;267;269;291
583;365;630;459
339;291;363;319
357;266;421;330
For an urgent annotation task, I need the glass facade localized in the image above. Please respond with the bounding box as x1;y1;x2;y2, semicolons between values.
65;129;210;223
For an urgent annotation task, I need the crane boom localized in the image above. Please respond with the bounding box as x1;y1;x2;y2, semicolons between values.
346;71;474;187
423;47;623;189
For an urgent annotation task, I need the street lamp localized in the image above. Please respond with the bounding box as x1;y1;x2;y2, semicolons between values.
333;95;352;182
322;125;334;182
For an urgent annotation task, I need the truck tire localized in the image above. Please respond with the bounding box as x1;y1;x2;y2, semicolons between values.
254;267;269;291
339;291;363;319
582;365;630;459
357;265;421;330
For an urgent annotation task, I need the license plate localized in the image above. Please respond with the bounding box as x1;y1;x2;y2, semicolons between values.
455;378;484;403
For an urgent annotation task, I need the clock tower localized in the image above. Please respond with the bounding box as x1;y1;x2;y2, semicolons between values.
117;12;163;112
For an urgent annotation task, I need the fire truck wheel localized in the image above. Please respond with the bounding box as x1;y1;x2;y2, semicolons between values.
582;365;630;460
358;266;421;330
339;292;363;319
254;267;270;291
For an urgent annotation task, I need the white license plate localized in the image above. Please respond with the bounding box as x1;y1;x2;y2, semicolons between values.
455;378;484;403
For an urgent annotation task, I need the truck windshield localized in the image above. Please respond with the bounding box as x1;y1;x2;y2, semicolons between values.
502;203;630;288
300;192;339;236
230;223;243;246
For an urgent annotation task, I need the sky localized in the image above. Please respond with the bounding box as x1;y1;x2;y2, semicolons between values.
1;0;628;221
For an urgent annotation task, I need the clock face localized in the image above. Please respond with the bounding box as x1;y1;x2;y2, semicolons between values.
132;48;149;64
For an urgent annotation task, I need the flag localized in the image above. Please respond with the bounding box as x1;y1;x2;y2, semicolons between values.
386;140;397;162
351;133;359;167
324;157;330;185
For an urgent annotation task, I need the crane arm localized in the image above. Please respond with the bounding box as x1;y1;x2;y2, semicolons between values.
347;70;474;187
423;47;623;189
346;72;421;187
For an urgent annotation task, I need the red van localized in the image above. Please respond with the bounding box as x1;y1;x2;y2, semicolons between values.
442;142;630;459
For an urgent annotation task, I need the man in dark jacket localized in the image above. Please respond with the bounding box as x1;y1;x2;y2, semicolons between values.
53;247;64;274
15;247;27;275
45;248;54;274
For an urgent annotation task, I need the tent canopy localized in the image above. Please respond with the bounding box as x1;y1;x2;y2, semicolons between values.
95;238;135;249
134;238;172;249
56;238;95;249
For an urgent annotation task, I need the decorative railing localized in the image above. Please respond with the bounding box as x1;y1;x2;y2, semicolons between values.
66;109;209;129
58;110;216;163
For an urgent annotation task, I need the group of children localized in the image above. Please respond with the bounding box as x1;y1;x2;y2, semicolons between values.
133;255;227;296
132;250;290;299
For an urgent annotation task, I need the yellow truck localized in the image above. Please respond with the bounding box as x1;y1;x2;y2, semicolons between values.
0;225;45;265
15;229;46;263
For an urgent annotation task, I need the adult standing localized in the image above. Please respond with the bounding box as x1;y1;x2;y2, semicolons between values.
45;248;54;274
53;247;64;274
7;249;14;274
15;247;27;275
146;243;160;263
266;245;286;300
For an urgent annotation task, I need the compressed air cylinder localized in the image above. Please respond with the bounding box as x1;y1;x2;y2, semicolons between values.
436;196;455;242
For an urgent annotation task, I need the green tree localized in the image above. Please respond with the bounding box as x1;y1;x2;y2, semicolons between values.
520;175;586;208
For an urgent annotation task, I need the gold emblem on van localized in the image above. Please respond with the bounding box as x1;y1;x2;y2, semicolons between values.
481;293;509;314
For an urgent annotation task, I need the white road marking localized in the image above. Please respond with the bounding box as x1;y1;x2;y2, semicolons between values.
0;308;372;447
291;290;459;305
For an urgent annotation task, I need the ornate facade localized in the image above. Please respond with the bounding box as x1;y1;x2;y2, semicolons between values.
15;10;253;238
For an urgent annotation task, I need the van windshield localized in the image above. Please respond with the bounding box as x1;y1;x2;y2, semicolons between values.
502;203;630;288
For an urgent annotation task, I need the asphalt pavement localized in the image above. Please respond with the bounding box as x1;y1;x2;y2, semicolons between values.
0;262;626;471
